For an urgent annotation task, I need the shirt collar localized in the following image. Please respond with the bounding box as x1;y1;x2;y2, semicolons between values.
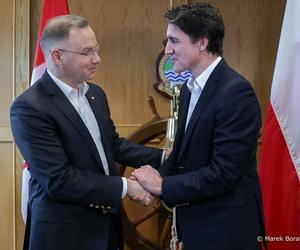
187;56;222;92
47;69;89;97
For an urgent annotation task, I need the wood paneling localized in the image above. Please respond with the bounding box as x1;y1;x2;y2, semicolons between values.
0;0;15;248
172;0;188;7
0;144;14;250
0;0;13;126
0;127;13;141
15;0;30;249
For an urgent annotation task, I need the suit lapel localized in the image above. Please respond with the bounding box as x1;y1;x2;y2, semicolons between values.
86;88;116;176
177;84;191;136
178;59;226;160
40;72;105;172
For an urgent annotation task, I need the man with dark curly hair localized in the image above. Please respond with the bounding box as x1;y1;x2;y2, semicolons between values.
133;3;266;250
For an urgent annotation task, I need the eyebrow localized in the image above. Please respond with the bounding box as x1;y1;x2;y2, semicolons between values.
167;36;179;41
82;44;99;51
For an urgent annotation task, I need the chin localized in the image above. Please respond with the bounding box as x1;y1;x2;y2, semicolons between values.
173;68;185;74
87;74;95;80
173;65;185;74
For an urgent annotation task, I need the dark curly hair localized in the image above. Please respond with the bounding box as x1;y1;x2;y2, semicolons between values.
165;3;224;55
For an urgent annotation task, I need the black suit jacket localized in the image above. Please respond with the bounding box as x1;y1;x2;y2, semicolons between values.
161;59;265;250
10;71;162;250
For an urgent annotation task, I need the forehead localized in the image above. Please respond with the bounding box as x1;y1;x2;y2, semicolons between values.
68;26;97;48
166;24;188;39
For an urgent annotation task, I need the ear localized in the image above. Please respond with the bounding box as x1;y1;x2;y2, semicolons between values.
198;37;209;52
50;49;63;65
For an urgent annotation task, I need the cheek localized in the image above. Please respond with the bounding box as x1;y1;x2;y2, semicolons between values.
83;62;92;70
186;50;199;63
75;62;89;73
67;61;81;71
178;53;190;65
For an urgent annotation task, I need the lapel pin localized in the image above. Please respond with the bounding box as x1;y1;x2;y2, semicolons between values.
91;96;95;100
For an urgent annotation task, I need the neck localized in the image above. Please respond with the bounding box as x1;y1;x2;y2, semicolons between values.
49;67;81;89
192;53;219;78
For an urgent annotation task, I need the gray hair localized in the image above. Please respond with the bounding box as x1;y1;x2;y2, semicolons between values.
40;15;89;59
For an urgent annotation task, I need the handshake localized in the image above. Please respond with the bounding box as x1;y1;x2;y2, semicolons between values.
126;165;163;206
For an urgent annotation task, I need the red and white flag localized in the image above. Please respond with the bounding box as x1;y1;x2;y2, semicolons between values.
259;0;300;249
21;0;70;223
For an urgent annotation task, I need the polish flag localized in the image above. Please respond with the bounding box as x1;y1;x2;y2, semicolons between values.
258;0;300;249
21;0;70;223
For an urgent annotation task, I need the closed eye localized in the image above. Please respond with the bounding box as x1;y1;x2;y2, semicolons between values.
168;37;179;44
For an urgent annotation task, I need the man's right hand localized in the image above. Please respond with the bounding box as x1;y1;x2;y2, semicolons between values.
126;179;154;205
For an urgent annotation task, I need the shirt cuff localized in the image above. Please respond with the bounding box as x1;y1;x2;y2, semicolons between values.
161;150;166;165
121;177;127;198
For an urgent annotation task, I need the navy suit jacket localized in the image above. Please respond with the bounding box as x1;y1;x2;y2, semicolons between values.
161;59;265;250
10;71;162;250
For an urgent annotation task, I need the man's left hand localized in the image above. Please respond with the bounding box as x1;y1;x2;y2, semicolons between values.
131;165;163;196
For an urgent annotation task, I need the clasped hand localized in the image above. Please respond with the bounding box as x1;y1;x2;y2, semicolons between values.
127;165;163;206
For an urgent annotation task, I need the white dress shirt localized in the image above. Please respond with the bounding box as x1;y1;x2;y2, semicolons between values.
185;56;222;130
47;70;127;197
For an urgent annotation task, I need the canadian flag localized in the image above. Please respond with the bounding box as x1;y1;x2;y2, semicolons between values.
258;0;300;249
21;0;70;223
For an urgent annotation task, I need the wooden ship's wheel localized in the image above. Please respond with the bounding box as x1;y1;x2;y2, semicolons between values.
119;97;172;250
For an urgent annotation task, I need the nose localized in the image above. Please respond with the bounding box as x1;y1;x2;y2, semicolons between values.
91;53;101;64
165;41;174;55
